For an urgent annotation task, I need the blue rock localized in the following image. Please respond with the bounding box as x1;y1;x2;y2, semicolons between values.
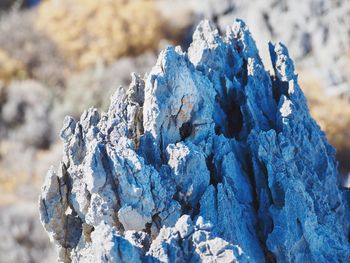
39;19;350;262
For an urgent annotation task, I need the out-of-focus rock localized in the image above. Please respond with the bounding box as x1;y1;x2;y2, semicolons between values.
39;20;350;262
0;0;40;10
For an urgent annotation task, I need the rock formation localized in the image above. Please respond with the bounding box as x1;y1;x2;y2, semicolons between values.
39;19;350;262
163;0;350;95
158;0;350;182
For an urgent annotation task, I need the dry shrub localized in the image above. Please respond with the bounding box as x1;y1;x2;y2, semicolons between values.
0;140;62;204
0;49;27;82
36;0;165;70
0;10;68;86
1;80;53;149
300;74;350;173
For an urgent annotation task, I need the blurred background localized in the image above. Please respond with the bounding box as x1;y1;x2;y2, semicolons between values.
0;0;349;262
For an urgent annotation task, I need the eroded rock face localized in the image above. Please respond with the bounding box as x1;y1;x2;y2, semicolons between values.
39;19;350;262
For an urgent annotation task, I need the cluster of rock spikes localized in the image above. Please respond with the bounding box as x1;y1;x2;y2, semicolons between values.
39;19;350;263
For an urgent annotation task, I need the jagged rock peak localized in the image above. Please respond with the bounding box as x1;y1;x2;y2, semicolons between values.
39;19;350;263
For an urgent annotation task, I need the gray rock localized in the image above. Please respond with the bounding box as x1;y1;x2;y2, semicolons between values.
39;19;350;262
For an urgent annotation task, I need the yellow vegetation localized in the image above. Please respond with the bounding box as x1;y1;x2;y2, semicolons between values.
300;74;350;172
0;49;27;82
0;141;50;205
36;0;165;70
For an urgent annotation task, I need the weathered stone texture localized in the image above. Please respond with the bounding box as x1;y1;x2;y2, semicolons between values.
39;19;350;262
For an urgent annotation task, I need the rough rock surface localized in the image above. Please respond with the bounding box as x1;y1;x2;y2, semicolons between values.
39;20;350;262
162;0;350;179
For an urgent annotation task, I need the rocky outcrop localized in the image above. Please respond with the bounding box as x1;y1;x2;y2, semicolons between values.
162;0;350;178
39;19;350;262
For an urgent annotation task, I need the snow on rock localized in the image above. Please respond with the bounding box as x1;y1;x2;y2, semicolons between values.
39;19;350;262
